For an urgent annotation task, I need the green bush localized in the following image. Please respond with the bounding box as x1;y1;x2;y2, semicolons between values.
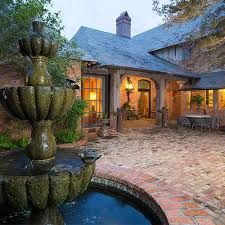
55;130;83;144
0;133;29;150
54;98;86;144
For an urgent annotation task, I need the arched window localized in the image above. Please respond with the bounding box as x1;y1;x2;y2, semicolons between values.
138;80;150;91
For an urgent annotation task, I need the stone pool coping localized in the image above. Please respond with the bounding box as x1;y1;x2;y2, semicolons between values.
95;161;215;225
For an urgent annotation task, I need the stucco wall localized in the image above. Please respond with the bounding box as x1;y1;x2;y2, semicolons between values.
120;76;185;120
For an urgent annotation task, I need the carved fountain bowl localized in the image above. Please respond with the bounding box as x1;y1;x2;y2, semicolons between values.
0;86;76;121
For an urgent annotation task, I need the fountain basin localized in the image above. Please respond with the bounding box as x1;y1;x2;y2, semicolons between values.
0;149;95;210
0;86;76;122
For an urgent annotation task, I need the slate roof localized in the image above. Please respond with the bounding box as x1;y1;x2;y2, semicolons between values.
133;17;203;52
71;26;198;78
181;71;225;90
133;1;225;52
71;1;225;87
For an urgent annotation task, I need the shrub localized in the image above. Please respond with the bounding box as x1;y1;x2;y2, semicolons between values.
54;98;86;144
0;133;29;150
55;130;83;144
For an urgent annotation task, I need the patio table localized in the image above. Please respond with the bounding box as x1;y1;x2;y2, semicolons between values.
185;114;211;127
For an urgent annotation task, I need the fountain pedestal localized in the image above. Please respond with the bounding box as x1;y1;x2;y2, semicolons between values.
26;121;56;162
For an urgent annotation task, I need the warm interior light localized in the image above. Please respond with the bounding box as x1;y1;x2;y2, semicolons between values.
126;77;134;91
90;91;97;100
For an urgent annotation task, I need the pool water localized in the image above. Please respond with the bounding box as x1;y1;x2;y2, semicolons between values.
0;189;154;225
60;190;153;225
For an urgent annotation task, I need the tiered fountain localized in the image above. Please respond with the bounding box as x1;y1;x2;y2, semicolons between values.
0;21;100;211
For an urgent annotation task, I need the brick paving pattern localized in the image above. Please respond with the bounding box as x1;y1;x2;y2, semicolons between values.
95;162;216;225
87;127;225;224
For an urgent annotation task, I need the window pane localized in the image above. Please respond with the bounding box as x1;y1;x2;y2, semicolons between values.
82;77;89;89
90;101;97;112
138;80;150;90
208;90;213;108
82;89;89;100
97;90;102;101
219;89;225;109
96;78;102;89
206;90;213;108
90;78;97;89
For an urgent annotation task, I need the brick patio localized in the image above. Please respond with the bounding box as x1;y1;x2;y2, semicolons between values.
86;127;225;224
95;162;215;225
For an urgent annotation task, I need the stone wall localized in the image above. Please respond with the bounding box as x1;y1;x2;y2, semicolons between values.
68;61;81;97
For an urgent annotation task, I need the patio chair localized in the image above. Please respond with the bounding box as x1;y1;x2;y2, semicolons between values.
177;116;191;128
192;118;203;131
201;117;212;132
211;116;219;130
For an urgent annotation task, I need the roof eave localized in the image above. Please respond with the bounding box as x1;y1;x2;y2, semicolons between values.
101;64;198;79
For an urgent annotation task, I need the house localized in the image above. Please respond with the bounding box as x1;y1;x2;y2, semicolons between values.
71;11;225;129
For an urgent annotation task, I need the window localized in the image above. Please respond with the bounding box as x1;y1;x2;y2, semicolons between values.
81;76;105;126
138;80;150;90
187;91;191;109
219;89;225;109
206;90;213;108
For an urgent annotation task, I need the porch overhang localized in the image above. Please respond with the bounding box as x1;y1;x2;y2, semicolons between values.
180;70;225;91
101;65;198;81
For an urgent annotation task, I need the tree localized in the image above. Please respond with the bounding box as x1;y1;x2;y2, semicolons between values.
153;0;225;71
0;0;80;85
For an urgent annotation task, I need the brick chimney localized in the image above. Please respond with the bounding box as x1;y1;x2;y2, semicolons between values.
116;11;131;38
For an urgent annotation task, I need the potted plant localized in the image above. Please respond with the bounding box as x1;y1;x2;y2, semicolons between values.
191;94;205;110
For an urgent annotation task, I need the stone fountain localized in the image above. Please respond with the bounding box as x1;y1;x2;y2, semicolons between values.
0;21;100;211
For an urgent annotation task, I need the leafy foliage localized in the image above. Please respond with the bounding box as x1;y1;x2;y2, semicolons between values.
153;0;225;70
0;0;80;84
54;98;87;144
0;0;84;144
55;129;83;144
65;98;87;130
191;94;205;107
0;133;29;150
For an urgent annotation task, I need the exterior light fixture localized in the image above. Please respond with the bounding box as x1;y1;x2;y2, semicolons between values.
125;77;134;103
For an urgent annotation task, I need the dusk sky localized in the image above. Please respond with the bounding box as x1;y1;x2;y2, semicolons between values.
51;0;168;40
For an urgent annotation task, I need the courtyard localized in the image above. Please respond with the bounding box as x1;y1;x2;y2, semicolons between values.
86;127;225;224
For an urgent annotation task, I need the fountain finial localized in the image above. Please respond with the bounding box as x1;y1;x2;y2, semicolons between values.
32;21;44;33
18;21;59;59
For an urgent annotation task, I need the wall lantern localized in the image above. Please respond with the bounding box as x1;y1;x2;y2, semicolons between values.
125;77;134;103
